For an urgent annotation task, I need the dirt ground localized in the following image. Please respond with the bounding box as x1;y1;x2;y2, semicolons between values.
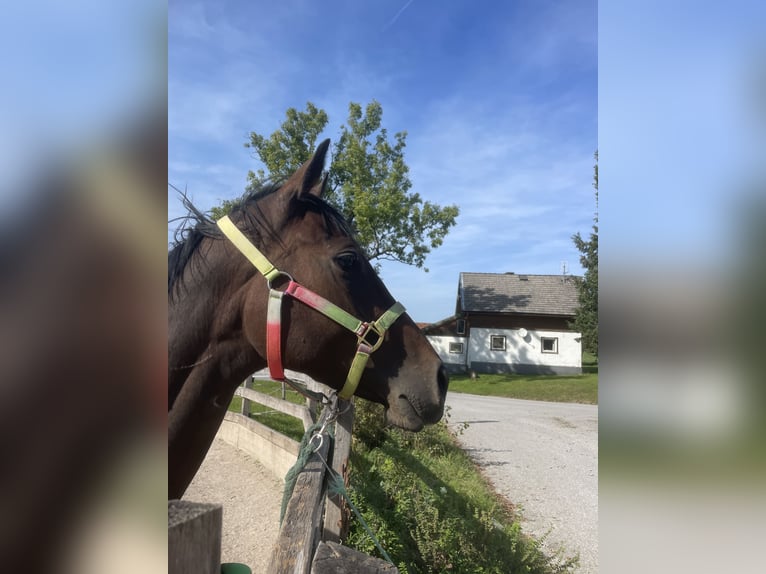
183;437;284;574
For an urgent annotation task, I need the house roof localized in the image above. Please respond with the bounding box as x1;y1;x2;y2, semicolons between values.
459;272;579;316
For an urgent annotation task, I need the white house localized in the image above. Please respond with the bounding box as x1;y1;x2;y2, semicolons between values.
423;272;582;375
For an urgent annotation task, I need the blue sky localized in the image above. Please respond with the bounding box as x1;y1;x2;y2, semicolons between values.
599;1;766;270
168;0;597;323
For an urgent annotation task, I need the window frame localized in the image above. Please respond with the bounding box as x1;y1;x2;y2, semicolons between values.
541;336;559;354
489;335;507;351
456;319;466;335
448;342;464;354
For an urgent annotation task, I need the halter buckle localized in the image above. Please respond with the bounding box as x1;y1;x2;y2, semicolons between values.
356;322;385;352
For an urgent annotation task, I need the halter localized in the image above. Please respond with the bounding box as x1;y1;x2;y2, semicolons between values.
216;215;406;400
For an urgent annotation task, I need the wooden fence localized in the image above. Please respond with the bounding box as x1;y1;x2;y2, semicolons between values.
227;374;396;573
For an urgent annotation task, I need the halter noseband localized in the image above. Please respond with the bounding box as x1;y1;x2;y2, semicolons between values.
217;215;405;400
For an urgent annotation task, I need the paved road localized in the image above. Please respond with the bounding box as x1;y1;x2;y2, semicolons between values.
445;393;598;574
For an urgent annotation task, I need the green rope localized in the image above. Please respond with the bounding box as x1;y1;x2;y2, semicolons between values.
279;420;330;524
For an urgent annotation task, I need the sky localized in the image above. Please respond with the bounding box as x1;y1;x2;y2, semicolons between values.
599;1;765;270
168;0;597;323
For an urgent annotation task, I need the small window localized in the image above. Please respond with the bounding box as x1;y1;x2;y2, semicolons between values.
449;342;464;354
456;319;466;335
541;337;559;354
490;335;506;351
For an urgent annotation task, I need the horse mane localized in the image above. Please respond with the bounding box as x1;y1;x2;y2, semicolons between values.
168;180;355;300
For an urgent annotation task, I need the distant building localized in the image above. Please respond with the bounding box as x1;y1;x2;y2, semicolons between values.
423;272;582;375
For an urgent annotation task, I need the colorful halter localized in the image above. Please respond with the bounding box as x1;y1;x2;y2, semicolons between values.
217;215;406;400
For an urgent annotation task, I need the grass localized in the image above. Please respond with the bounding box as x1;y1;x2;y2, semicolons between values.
448;372;597;404
447;353;598;404
347;403;576;573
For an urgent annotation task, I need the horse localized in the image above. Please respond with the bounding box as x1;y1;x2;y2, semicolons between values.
168;139;448;499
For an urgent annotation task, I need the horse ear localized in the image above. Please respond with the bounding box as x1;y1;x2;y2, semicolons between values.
301;139;330;197
309;172;329;198
281;138;330;199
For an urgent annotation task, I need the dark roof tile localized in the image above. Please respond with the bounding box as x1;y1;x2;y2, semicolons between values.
459;272;579;316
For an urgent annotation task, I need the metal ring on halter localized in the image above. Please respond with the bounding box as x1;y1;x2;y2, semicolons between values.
267;271;294;291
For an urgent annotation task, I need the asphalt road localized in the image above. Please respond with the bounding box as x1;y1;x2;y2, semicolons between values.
445;393;598;574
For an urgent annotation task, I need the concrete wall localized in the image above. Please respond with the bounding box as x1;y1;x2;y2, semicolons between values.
217;412;300;481
426;335;468;373
467;327;582;375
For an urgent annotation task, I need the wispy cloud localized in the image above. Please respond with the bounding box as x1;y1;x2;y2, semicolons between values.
382;0;415;32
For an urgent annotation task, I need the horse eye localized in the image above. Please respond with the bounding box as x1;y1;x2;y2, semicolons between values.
335;251;359;272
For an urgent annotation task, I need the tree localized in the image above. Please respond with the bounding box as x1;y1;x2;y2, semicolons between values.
242;100;459;271
571;151;598;357
245;102;329;191
208;197;243;222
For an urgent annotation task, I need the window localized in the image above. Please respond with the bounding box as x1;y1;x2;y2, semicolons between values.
456;319;466;335
490;335;506;351
541;337;559;354
449;342;464;354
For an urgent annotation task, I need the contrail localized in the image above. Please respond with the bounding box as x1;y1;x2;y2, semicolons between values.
383;0;415;31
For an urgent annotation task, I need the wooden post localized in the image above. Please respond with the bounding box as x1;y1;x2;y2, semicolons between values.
241;377;254;417
323;399;354;543
267;408;332;574
306;377;328;425
312;541;399;573
168;500;222;574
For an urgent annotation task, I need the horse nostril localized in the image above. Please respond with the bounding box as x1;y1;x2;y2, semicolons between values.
437;364;449;396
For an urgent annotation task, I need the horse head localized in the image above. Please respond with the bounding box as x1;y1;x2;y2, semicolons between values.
233;139;448;430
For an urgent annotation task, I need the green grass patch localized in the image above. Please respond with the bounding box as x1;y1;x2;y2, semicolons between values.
448;372;597;404
227;379;307;442
347;403;576;573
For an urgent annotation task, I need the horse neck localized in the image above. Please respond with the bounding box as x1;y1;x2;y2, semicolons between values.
168;238;267;397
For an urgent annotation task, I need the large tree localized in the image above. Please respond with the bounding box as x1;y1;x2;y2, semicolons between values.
241;100;459;271
571;151;598;356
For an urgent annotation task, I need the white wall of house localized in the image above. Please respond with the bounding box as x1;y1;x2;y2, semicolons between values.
426;335;467;372
467;327;581;374
427;328;581;374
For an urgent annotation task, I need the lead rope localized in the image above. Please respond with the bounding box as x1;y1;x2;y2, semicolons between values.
279;397;395;566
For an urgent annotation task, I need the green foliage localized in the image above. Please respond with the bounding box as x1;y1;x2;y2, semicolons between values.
347;416;575;573
238;100;459;270
571;151;598;356
352;399;388;449
245;101;329;190
329;101;459;270
209;196;245;222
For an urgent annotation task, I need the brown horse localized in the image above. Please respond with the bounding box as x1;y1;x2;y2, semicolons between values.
168;139;448;498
